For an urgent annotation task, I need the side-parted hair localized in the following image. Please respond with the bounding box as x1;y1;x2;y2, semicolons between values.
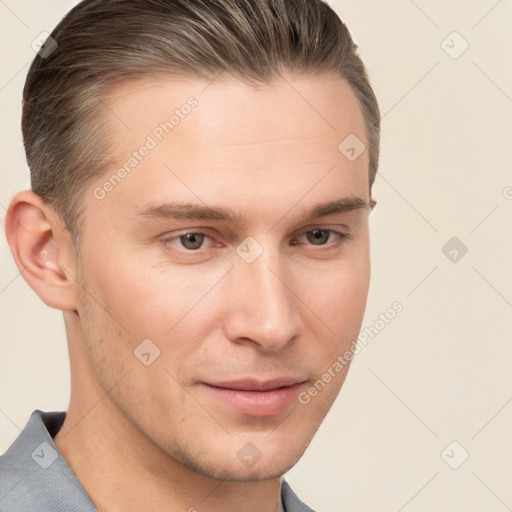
22;0;380;241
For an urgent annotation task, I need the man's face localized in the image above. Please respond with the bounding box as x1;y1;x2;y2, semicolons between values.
74;72;371;480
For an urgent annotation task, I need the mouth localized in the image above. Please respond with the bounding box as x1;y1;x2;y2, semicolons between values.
200;378;306;417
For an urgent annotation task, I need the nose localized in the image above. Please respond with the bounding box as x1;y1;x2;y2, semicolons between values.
223;242;302;352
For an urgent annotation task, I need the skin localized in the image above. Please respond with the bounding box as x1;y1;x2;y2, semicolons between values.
6;71;374;512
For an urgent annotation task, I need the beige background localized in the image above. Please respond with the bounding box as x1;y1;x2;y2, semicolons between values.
1;1;511;511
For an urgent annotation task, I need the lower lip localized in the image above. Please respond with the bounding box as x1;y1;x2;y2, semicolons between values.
200;383;303;417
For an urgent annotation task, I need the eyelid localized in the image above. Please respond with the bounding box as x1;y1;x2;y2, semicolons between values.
297;221;351;233
294;228;351;245
161;230;214;247
163;229;212;239
161;226;351;254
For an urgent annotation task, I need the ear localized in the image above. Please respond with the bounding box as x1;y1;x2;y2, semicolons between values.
4;190;78;311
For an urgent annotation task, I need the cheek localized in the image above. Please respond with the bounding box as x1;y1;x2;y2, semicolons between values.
298;254;370;328
83;246;227;346
81;234;370;356
294;253;370;381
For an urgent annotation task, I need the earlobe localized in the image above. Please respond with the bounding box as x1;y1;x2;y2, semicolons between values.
4;190;78;311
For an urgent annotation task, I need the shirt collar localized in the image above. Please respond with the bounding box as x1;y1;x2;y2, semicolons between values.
0;410;314;512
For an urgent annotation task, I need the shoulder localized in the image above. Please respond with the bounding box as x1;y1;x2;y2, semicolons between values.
0;410;95;512
281;479;317;512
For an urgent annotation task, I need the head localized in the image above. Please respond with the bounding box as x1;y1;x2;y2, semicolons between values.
7;0;380;481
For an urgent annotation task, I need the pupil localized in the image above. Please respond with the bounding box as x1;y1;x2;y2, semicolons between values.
181;233;204;250
307;229;329;245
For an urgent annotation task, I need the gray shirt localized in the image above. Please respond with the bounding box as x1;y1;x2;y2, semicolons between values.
0;410;315;512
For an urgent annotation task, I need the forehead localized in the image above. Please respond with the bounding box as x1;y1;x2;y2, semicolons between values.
89;73;370;222
103;72;367;144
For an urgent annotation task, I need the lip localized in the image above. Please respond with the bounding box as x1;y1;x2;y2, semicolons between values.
200;378;306;417
207;377;304;392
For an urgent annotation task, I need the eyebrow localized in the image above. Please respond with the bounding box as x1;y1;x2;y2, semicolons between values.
134;195;375;224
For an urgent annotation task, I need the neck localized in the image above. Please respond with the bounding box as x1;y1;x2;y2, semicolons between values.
54;404;282;511
53;316;282;512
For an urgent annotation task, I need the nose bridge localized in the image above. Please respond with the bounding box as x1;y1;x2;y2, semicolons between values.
227;239;300;350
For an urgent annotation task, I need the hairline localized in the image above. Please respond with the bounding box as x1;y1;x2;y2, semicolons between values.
67;68;373;248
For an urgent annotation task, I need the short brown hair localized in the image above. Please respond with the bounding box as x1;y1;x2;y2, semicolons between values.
23;0;380;241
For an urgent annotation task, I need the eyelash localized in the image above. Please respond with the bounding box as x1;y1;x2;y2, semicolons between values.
161;228;351;253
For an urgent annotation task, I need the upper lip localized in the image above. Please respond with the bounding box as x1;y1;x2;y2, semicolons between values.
204;378;305;392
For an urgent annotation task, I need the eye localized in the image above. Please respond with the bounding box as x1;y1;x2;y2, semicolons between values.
296;229;350;246
163;231;212;251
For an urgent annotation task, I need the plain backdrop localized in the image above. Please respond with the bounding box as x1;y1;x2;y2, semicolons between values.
1;1;511;511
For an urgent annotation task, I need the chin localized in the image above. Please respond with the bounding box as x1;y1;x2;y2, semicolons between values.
175;433;313;483
192;455;303;483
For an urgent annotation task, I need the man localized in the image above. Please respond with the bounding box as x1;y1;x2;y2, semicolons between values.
1;0;380;510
